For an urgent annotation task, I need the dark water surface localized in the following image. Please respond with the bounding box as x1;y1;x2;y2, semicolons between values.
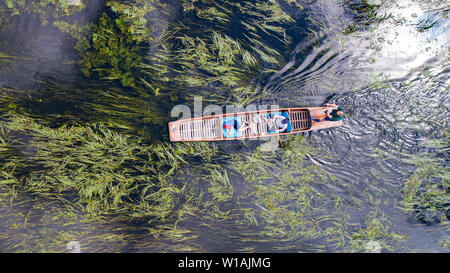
0;0;448;252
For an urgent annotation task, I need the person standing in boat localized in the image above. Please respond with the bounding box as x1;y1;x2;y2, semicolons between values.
312;103;345;122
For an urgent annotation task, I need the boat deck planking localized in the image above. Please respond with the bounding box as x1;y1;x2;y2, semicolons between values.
169;106;342;142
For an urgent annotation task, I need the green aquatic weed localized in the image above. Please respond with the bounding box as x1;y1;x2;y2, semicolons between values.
348;211;407;252
341;0;392;34
1;0;86;26
401;142;449;225
168;0;299;104
76;12;147;87
0;113;217;220
53;1;172;95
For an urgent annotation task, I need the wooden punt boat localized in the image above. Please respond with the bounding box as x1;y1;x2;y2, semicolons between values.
168;106;342;142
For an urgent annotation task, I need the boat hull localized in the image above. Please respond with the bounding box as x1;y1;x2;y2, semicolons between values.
169;107;342;142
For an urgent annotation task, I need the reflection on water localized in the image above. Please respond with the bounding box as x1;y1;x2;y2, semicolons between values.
0;0;448;252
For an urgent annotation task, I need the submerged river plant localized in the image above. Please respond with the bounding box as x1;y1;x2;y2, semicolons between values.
54;2;159;88
341;0;392;34
400;139;449;226
169;0;301;104
1;0;86;26
0;0;448;253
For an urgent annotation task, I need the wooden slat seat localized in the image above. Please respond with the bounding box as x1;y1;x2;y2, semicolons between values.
178;117;221;140
289;109;311;131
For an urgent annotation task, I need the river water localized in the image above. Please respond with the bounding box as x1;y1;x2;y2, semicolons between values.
0;0;448;252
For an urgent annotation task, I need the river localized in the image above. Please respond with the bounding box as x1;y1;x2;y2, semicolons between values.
0;0;448;252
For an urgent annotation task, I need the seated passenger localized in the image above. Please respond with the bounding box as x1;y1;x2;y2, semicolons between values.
266;114;289;133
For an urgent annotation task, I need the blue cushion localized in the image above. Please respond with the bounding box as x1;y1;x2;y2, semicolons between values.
223;117;242;138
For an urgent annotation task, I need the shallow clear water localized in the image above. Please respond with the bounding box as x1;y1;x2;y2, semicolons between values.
0;0;448;252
